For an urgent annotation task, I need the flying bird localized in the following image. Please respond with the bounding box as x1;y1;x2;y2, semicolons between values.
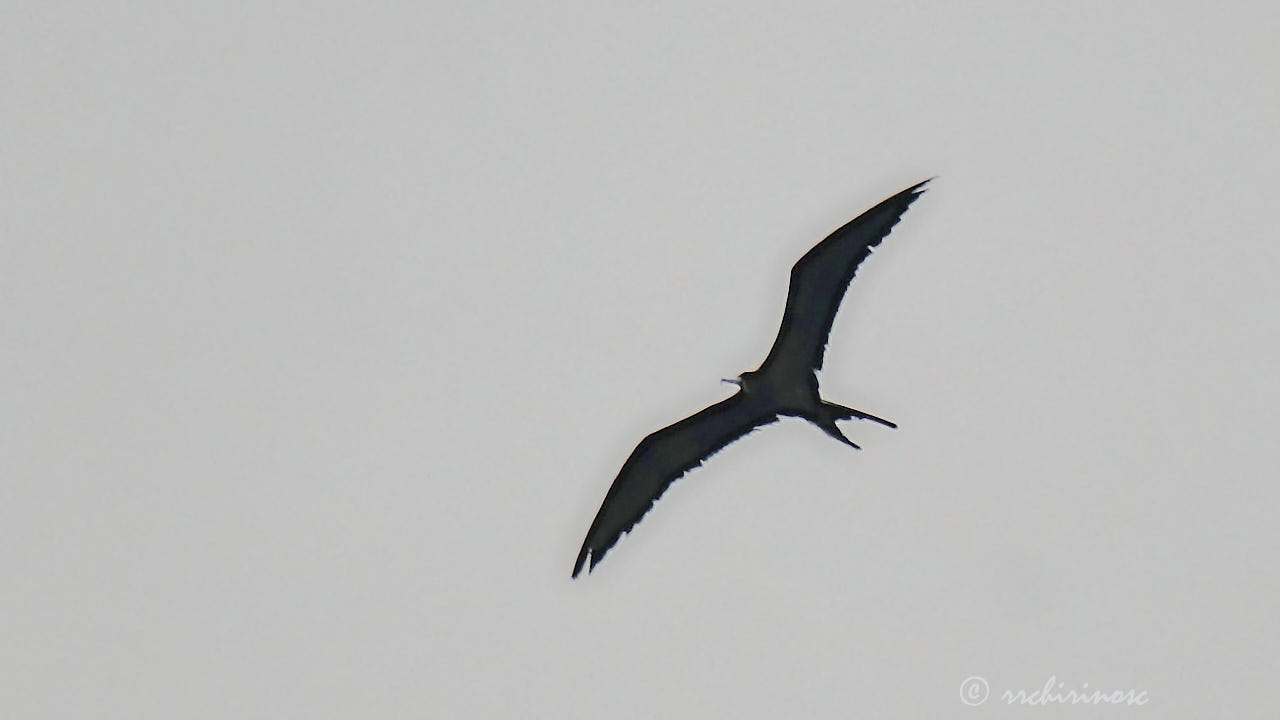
573;179;932;577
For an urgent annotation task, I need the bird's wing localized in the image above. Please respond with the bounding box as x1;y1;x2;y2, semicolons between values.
573;393;779;577
759;180;930;379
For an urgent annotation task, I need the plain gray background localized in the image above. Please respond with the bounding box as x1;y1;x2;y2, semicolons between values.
3;2;1277;718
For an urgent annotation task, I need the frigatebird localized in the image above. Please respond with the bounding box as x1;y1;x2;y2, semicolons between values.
573;179;931;577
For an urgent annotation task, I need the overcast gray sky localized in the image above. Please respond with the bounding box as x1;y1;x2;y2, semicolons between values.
3;2;1278;718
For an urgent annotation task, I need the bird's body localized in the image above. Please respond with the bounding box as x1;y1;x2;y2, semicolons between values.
573;179;932;577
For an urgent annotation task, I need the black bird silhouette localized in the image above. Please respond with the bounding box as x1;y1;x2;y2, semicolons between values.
573;180;931;577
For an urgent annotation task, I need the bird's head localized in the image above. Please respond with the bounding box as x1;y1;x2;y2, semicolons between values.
721;371;760;393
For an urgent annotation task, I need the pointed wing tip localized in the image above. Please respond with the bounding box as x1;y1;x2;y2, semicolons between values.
573;542;609;578
880;177;933;221
906;177;936;196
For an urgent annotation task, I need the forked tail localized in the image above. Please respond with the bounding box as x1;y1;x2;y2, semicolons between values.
810;401;897;450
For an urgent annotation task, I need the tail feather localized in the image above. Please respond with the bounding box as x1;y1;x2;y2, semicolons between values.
822;402;897;429
816;419;861;450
